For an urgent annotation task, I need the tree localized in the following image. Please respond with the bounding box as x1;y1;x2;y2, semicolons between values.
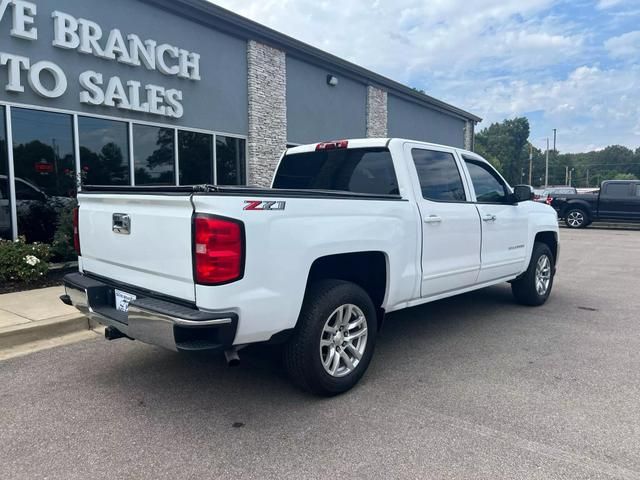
474;117;530;184
612;173;638;180
475;116;640;187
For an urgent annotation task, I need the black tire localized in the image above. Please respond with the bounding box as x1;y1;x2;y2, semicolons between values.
283;280;377;396
564;207;588;228
511;242;555;306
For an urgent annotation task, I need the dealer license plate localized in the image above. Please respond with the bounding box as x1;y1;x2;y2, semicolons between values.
115;289;137;313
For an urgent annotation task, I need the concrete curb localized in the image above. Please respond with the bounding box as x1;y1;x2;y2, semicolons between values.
0;314;91;350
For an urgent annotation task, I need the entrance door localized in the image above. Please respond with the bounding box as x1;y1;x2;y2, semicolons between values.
405;144;481;298
0;105;11;239
462;157;529;283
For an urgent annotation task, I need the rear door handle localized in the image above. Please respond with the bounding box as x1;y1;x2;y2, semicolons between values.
424;215;442;224
482;214;497;222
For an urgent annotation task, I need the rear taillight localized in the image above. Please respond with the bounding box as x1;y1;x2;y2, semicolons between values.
545;195;553;205
316;140;349;151
193;214;244;285
72;207;80;255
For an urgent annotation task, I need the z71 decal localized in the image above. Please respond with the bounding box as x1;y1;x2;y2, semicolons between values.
244;200;286;211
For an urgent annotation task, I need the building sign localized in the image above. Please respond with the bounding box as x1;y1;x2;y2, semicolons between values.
0;0;200;118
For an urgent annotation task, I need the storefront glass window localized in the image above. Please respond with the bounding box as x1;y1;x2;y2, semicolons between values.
133;125;175;185
79;117;130;186
179;131;213;185
216;136;246;185
0;106;11;239
11;108;75;243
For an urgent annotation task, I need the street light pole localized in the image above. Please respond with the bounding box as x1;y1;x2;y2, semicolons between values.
528;143;533;185
545;138;549;187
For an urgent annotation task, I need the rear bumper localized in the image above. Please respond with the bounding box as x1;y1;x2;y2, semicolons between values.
62;272;238;352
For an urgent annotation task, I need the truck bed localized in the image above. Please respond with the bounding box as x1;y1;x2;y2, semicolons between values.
81;184;404;201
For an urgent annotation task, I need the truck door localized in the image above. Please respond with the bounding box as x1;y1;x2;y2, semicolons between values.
404;144;481;298
598;182;635;221
632;184;640;221
461;157;529;283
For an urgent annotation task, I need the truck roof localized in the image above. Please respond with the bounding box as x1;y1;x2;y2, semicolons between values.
286;138;477;157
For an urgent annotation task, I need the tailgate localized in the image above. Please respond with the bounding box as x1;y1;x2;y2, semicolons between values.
78;193;196;301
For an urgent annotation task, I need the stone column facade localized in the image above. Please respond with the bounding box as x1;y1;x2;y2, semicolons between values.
464;120;475;151
366;86;388;138
247;40;287;187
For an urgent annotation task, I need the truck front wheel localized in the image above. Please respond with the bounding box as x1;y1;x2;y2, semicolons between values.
283;280;377;396
565;208;588;228
511;242;555;306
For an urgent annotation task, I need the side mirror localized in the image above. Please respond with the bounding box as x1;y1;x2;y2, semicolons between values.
512;185;534;203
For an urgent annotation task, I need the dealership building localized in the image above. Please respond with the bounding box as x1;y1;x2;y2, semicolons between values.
0;0;480;242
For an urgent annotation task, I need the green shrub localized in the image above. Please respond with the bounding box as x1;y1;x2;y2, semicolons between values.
51;201;78;262
0;237;51;283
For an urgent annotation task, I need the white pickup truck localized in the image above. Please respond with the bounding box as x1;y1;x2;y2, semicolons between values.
62;138;559;396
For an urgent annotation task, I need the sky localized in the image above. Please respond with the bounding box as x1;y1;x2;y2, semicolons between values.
210;0;639;153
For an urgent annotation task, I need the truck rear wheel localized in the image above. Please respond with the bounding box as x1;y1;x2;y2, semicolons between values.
511;242;555;306
565;208;588;228
283;280;377;396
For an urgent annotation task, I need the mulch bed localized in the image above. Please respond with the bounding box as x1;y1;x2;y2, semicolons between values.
0;267;76;295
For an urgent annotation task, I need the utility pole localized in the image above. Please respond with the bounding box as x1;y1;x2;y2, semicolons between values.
553;129;557;153
528;143;533;185
545;138;549;188
565;166;569;185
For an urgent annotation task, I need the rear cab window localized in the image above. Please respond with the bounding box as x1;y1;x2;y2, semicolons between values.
273;147;399;195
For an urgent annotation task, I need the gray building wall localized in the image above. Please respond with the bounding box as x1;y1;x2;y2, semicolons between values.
387;94;466;148
0;0;248;134
286;56;366;144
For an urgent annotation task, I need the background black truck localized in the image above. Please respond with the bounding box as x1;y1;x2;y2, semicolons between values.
551;180;640;228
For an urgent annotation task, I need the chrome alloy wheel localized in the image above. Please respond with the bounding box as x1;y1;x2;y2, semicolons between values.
319;304;368;378
535;255;552;295
567;210;584;227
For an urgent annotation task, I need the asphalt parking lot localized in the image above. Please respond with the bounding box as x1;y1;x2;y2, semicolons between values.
1;228;640;480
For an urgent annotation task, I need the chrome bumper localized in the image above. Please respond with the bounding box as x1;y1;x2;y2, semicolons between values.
62;273;238;352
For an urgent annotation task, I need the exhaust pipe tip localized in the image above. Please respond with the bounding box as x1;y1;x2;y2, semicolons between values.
224;348;240;367
105;326;132;341
59;294;72;306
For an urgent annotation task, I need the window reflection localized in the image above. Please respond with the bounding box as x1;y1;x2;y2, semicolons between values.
0;106;11;239
216;136;246;185
79;117;130;185
133;125;175;185
179;131;213;185
11;108;75;243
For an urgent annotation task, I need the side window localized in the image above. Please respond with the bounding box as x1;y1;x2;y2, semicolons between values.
603;183;630;197
411;149;466;202
635;185;640;197
464;160;509;204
